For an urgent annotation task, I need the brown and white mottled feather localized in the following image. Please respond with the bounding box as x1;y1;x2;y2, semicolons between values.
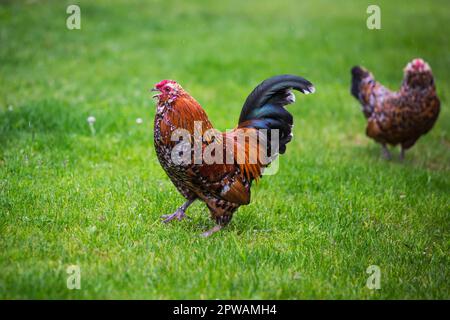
351;58;440;151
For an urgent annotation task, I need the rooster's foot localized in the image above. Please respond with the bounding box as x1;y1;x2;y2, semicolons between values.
161;209;188;223
381;144;392;160
200;225;223;237
161;199;195;223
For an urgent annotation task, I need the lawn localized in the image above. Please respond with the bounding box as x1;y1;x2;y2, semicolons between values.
0;0;449;299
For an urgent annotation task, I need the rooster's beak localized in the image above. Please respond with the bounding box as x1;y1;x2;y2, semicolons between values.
151;88;160;99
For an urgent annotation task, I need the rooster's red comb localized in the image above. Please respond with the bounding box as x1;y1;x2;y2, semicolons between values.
155;80;177;89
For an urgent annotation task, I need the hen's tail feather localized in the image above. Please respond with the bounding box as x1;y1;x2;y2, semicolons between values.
350;66;379;118
351;66;369;100
238;75;314;155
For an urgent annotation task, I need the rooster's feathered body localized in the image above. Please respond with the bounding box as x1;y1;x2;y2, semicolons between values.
351;58;440;159
152;75;314;236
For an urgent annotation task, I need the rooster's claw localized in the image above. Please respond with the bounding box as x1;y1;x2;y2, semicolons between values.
161;209;189;223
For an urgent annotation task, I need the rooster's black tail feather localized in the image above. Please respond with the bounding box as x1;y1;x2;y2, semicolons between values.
238;75;314;154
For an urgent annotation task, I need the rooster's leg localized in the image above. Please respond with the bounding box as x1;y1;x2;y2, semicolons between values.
200;225;223;237
161;199;195;223
200;214;232;237
381;144;392;160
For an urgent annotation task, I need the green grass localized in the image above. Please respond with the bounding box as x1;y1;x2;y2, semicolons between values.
0;0;449;299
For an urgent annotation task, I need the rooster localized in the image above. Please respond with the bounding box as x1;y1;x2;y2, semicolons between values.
351;58;440;160
152;75;315;236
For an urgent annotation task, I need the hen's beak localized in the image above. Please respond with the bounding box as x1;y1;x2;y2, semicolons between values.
151;88;160;99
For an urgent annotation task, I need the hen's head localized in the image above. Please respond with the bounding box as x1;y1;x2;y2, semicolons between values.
403;58;434;89
152;80;184;103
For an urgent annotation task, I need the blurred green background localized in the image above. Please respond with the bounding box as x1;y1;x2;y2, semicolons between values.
0;0;449;299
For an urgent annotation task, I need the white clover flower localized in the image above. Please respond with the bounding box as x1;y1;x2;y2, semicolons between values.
136;117;143;124
8;105;13;111
87;116;96;135
87;116;96;124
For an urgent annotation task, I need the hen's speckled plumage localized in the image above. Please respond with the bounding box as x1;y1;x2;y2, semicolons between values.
351;58;440;159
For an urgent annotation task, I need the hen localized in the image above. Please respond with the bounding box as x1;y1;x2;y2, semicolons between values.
351;58;440;160
152;75;315;236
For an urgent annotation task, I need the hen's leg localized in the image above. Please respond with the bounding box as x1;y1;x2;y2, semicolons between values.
381;144;392;160
161;199;195;223
399;147;406;161
399;139;417;161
